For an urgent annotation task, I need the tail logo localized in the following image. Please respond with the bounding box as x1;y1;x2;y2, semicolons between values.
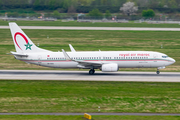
14;32;33;50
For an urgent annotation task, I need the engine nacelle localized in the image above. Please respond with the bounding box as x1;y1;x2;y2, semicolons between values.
101;63;119;72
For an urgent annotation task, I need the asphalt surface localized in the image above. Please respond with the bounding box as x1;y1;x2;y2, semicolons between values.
1;26;180;31
0;70;179;82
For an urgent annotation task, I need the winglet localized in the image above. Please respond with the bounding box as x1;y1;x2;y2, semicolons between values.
69;44;76;52
62;49;72;61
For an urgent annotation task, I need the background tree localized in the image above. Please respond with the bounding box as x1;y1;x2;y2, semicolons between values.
105;10;111;18
33;0;40;10
120;2;138;16
62;0;71;10
48;0;56;10
136;0;148;7
142;9;155;18
88;8;103;17
77;0;95;6
67;5;76;13
147;0;159;8
168;0;178;8
53;10;60;18
0;0;180;15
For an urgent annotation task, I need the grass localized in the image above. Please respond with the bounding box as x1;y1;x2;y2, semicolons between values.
0;29;179;71
1;80;180;113
0;115;180;120
1;20;180;28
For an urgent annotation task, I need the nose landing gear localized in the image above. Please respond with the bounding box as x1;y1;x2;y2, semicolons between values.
89;69;95;75
156;69;160;74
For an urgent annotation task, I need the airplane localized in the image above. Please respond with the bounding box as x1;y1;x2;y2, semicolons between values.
9;22;176;75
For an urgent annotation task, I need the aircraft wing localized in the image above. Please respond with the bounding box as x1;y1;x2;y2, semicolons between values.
8;51;28;57
76;60;102;66
62;49;102;68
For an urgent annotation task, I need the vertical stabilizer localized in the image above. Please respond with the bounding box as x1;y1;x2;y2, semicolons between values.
9;22;50;53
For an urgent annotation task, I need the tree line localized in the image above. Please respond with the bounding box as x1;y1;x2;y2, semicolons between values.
0;0;180;13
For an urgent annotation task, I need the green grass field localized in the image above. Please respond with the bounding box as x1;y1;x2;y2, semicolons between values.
0;115;180;120
0;29;179;71
1;80;180;113
1;20;180;28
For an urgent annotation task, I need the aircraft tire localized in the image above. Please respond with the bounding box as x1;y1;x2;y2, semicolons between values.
89;69;95;75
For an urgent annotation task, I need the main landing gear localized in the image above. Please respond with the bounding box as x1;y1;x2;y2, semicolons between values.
89;69;95;75
156;69;160;74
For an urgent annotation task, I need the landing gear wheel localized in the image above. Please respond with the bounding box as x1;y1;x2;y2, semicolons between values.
156;71;160;74
89;69;95;75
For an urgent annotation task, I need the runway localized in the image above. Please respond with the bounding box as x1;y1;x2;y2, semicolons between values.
1;26;180;31
0;70;179;82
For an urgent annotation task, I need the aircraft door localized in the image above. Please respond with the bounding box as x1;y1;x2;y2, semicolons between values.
153;54;157;62
38;55;42;65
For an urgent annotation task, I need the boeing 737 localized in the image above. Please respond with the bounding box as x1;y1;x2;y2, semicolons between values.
9;22;175;75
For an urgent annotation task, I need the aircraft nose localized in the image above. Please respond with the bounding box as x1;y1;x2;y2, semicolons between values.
171;58;176;63
173;58;176;63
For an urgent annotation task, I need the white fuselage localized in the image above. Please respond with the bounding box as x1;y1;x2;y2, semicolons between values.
15;51;175;69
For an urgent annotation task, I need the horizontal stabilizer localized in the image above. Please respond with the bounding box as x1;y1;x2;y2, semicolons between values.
9;51;28;57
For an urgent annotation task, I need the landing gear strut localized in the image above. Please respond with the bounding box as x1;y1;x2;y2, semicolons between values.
156;69;160;74
89;69;95;75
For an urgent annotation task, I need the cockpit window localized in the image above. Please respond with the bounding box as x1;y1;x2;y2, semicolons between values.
162;56;168;58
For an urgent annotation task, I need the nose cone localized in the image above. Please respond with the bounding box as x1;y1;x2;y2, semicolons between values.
173;59;176;63
172;58;176;63
170;57;176;64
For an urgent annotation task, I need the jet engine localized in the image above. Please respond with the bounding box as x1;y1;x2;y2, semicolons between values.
101;63;119;72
